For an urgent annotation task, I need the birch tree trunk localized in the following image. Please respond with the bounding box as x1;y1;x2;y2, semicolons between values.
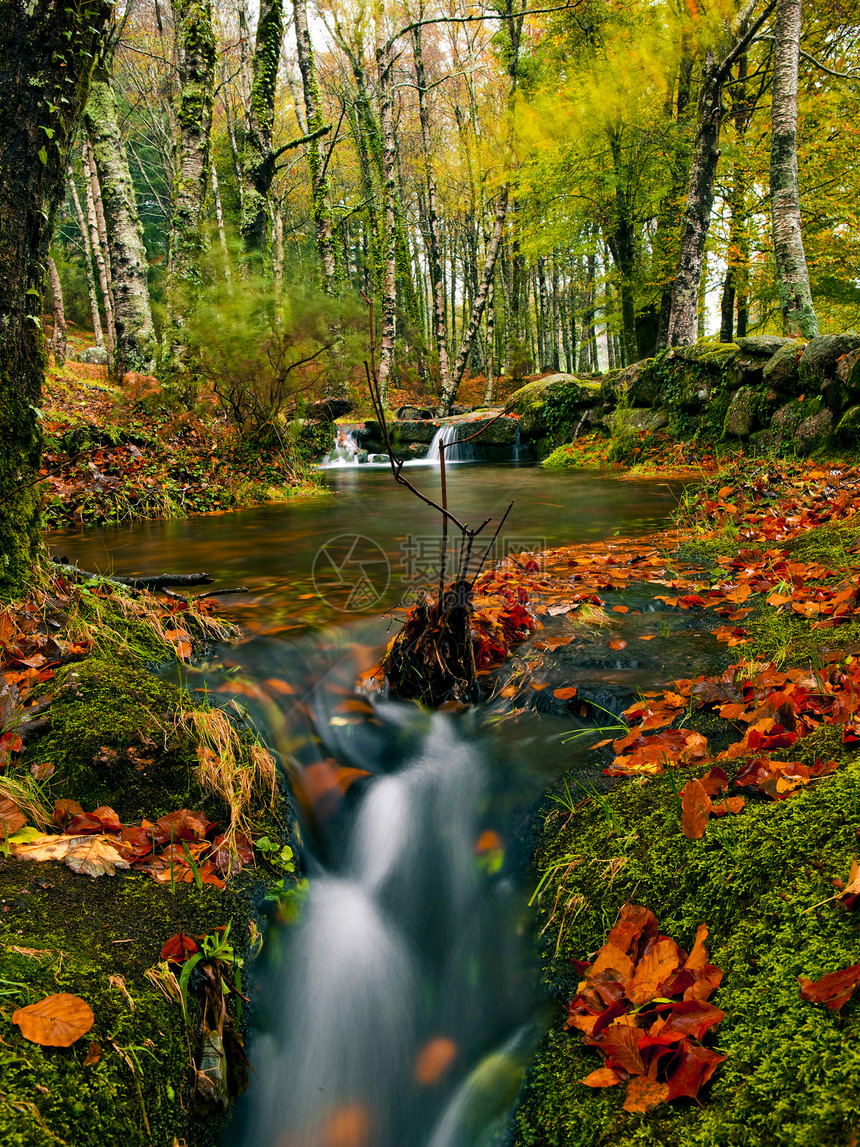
84;61;156;377
47;257;67;367
374;21;397;407
0;0;110;596
667;0;775;347
770;0;818;337
163;0;216;369
293;0;336;287
82;143;115;364
67;171;105;348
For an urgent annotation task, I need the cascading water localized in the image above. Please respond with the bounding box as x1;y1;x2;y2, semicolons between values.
425;424;480;464
230;707;541;1147
319;428;362;468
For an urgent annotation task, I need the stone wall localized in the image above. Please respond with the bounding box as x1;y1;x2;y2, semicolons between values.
507;334;860;460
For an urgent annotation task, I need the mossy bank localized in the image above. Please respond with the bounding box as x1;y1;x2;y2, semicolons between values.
0;588;293;1147
515;508;860;1145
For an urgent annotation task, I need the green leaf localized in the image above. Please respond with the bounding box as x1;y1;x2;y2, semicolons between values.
38;147;47;165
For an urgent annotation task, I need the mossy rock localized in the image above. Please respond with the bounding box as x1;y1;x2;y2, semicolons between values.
615;359;660;408
395;419;441;444
795;407;833;454
670;339;739;371
454;415;519;445
736;334;796;358
509;377;604;438
722;385;759;439
799;334;860;390
836;404;860;441
24;657;213;823
762;340;805;395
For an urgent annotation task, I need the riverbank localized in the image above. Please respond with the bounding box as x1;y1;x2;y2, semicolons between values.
40;331;325;530
513;456;860;1145
0;566;296;1146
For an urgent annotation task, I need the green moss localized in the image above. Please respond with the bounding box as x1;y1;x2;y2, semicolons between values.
0;852;262;1147
517;759;860;1147
23;656;212;823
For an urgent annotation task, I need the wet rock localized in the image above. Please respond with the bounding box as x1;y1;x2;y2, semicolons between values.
77;346;109;366
799;333;860;389
762;340;804;393
395;419;440;444
723;386;759;439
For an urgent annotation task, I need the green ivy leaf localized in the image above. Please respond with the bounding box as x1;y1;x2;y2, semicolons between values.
38;146;47;165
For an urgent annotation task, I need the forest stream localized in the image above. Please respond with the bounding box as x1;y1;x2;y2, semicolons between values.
46;462;718;1147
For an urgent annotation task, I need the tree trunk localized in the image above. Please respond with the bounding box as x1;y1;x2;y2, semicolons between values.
654;49;694;350
240;0;282;262
667;1;774;346
414;24;452;397
211;159;231;282
163;0;216;368
67;171;105;347
770;0;818;337
0;0;110;597
374;23;397;407
293;0;336;287
82;142;115;364
47;257;67;367
437;190;509;414
483;275;496;403
84;61;156;377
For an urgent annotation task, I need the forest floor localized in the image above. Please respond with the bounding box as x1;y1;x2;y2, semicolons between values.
39;329;323;531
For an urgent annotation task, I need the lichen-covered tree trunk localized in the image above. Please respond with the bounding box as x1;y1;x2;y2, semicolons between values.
665;51;724;348
293;0;336;288
0;0;110;598
770;0;818;338
374;27;397;408
82;141;116;363
240;0;283;264
163;0;216;369
84;62;156;377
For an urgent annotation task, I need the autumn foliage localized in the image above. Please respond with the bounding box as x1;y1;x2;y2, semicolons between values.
569;904;725;1112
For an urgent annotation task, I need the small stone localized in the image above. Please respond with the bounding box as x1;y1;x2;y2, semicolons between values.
76;346;108;366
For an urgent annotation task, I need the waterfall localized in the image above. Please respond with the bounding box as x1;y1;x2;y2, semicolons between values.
319;427;362;468
425;424;479;464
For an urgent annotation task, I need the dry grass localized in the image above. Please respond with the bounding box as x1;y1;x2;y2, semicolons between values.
0;771;51;832
181;707;277;846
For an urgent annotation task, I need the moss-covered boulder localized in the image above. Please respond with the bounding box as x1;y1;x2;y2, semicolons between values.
510;376;604;438
799;333;860;390
836;404;860;441
736;334;795;357
840;350;860;392
722;385;759;439
762;339;805;394
24;657;213;824
615;359;660;407
795;406;833;453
